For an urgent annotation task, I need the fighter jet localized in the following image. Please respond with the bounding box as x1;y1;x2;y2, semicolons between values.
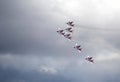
64;34;72;40
85;56;94;63
57;29;65;36
74;43;82;52
65;27;73;33
67;21;74;27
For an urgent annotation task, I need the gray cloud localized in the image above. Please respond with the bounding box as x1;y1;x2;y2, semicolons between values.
0;67;73;82
0;54;120;82
0;0;64;55
0;0;120;82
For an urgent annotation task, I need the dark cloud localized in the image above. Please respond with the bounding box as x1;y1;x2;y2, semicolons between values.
0;0;65;55
0;0;120;82
0;0;119;55
0;67;73;82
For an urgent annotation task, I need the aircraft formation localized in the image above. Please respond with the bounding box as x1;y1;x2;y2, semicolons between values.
57;21;94;64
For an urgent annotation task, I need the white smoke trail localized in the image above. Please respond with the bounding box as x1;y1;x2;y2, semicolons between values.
75;24;120;31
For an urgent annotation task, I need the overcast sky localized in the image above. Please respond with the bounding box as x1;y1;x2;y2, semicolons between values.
0;0;120;82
